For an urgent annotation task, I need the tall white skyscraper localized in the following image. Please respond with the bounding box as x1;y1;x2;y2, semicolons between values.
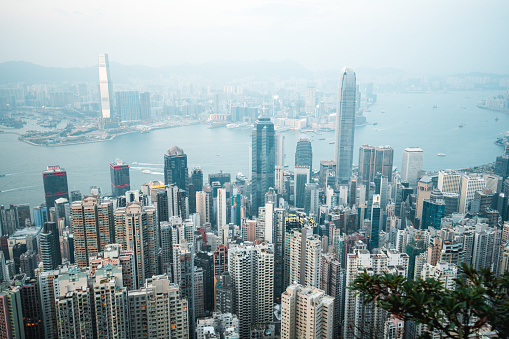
98;53;114;120
401;147;424;187
217;188;227;244
335;67;357;186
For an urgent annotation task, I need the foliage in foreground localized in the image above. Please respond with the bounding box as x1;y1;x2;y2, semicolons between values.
349;263;509;339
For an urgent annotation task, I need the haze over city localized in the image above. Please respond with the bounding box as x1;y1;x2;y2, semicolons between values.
0;1;509;339
1;0;509;74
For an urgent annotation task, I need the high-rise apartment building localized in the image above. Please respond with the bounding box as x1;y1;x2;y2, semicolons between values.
43;165;69;209
344;250;391;339
55;267;93;339
0;284;25;339
334;67;357;186
116;91;141;122
173;242;195;336
287;226;321;288
128;275;188;339
251;117;276;215
228;242;274;337
320;253;344;339
281;284;334;339
401;148;424;187
110;160;130;196
92;264;129;339
98;53;114;120
164;146;189;191
70;196;114;267
196;191;210;226
114;202;157;288
39;266;70;339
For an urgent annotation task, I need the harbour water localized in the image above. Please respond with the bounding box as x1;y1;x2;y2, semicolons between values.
0;90;507;209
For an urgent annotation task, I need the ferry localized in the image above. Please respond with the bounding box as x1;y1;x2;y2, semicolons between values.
437;153;446;157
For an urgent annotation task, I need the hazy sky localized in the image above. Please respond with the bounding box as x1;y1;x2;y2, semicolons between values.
1;0;508;74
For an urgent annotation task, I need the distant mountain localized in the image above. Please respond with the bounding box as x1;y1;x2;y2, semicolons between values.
452;72;509;78
0;59;313;84
0;61;97;84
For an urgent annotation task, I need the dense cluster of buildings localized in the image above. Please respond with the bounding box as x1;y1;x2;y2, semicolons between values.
1;64;509;339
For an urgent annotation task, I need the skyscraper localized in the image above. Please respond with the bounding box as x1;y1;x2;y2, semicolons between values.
42;166;69;209
114;202;157;289
140;92;151;121
110;159;130;196
281;284;334;339
217;188;227;244
275;134;285;194
358;145;394;185
164;146;189;191
251;117;276;215
228;242;274;337
98;53;114;120
40;222;62;271
128;275;188;339
116;91;141;122
173;242;195;337
334;67;357;186
70;196;114;267
401;147;424;186
295;136;313;177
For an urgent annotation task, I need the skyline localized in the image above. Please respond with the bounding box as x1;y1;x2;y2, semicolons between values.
1;1;508;75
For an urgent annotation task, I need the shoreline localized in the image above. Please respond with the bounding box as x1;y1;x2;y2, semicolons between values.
14;120;201;147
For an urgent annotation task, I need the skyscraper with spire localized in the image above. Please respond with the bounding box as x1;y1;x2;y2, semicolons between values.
334;67;357;186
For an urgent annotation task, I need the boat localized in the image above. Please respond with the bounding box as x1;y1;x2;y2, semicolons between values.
495;117;499;121
433;104;438;109
329;141;335;144
373;122;378;126
141;170;151;174
381;110;385;113
459;124;464;128
319;138;325;140
216;154;221;156
132;162;138;165
437;153;446;157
